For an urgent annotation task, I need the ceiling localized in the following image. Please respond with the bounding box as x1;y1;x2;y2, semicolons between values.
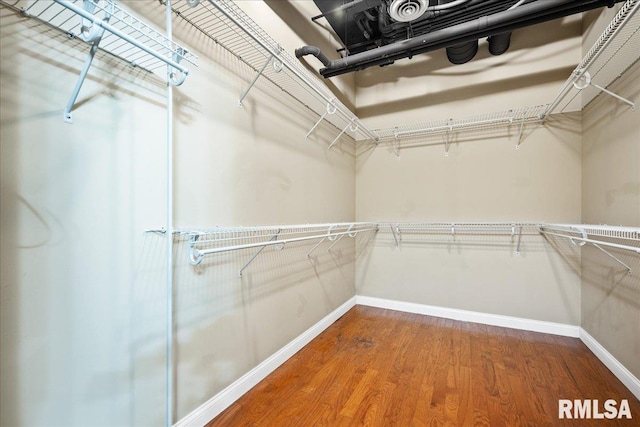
297;0;625;77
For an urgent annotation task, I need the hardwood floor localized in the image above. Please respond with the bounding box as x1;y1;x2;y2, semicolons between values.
207;306;640;426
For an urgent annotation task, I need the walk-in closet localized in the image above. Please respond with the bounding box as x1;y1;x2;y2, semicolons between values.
1;0;639;426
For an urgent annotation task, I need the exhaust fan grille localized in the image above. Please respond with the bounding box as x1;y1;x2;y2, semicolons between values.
389;0;429;22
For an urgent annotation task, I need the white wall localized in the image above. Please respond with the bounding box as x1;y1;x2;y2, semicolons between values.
1;0;359;425
126;0;360;421
580;7;640;380
0;5;168;426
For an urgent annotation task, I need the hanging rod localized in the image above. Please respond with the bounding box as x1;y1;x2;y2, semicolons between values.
187;223;378;266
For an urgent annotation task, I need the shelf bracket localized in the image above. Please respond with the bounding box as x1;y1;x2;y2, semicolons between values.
573;70;635;110
306;237;326;259
516;225;523;255
515;108;528;150
393;128;400;159
328;118;357;150
188;234;202;265
306;101;336;141
239;229;281;277
390;224;400;249
239;54;273;108
327;233;346;252
63;0;112;123
445;119;453;157
592;243;632;276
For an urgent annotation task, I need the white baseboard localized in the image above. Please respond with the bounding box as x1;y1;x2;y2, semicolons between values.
174;296;357;427
579;328;640;401
355;295;580;338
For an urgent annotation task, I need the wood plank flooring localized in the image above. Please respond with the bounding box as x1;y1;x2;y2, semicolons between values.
207;306;640;426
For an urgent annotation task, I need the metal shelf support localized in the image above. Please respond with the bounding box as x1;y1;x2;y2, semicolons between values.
239;229;280;277
593;243;632;275
239;53;275;108
306;101;337;141
572;70;635;110
328;118;358;150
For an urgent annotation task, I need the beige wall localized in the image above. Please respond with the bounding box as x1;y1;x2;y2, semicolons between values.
0;5;168;426
580;7;640;380
354;16;584;324
1;0;357;425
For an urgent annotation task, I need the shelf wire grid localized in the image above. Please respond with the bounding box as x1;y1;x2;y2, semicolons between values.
2;0;197;80
174;222;377;248
378;222;542;235
546;0;640;115
372;104;548;142
167;0;377;142
541;224;640;242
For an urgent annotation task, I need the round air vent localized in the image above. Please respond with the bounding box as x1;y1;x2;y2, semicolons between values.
389;0;429;22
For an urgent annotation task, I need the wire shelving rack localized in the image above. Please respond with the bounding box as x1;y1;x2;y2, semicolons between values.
1;0;197;122
166;0;377;146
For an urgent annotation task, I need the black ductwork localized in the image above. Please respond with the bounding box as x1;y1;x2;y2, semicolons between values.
294;45;332;67
446;40;478;64
297;0;624;77
488;32;512;55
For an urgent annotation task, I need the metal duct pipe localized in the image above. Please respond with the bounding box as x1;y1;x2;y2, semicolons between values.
296;0;623;77
294;45;331;67
446;40;478;64
488;32;512;55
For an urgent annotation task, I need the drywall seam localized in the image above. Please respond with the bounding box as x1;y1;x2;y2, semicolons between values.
579;328;640;401
356;295;581;337
174;296;357;427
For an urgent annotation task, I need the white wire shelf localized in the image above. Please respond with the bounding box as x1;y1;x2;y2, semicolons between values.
371;0;639;152
378;222;541;254
177;222;378;274
5;0;197;77
540;223;640;274
166;0;377;145
372;105;548;153
543;0;639;117
2;0;197;122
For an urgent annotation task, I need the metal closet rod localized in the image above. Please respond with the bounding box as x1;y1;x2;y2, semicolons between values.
188;224;378;265
206;0;377;141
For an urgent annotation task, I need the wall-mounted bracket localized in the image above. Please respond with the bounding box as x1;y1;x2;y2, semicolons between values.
188;234;202;265
63;0;112;123
168;47;188;86
573;70;635;110
239;54;274;108
515;108;528;150
328;118;358;150
306;237;326;259
239;229;281;277
445;119;453;157
592;243;632;276
515;225;523;255
306;101;336;141
392;128;400;158
390;224;400;249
